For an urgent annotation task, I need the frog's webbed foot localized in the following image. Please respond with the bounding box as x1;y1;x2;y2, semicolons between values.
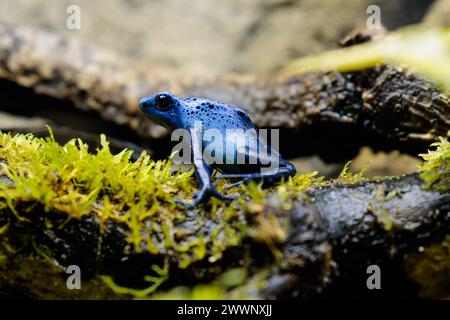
216;173;260;189
224;179;251;189
175;186;236;209
174;198;196;210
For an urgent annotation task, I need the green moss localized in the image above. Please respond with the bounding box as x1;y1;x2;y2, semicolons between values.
0;129;244;272
151;268;267;300
101;257;169;298
276;171;321;198
419;137;450;192
335;161;370;184
0;129;295;298
1;129;448;298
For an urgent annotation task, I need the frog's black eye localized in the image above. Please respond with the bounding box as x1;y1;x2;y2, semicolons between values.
155;94;173;110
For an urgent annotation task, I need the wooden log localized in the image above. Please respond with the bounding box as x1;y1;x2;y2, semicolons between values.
1;168;448;298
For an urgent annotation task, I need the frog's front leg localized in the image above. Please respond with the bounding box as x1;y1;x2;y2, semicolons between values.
175;128;235;209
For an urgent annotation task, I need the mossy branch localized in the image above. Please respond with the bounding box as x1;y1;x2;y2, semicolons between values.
0;132;448;298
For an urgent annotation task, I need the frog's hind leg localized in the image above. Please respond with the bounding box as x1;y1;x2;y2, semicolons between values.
216;161;297;188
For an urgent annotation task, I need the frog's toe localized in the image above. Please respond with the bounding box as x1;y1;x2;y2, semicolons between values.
224;194;238;201
215;173;249;180
175;187;235;210
210;188;236;201
176;188;211;209
224;179;245;189
174;198;195;209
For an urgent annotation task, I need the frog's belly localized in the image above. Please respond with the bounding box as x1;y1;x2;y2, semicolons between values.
202;138;257;171
201;132;280;173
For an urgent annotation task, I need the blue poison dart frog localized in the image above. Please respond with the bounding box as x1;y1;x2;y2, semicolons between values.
139;92;297;209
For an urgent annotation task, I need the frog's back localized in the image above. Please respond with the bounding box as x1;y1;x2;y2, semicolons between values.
181;97;254;131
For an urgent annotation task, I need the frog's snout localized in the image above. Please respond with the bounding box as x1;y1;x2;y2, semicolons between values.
139;96;153;112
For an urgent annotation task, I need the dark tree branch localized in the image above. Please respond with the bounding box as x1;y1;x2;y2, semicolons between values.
1;172;448;299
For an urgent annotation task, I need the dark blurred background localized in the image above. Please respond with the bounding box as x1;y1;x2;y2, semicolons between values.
0;0;446;76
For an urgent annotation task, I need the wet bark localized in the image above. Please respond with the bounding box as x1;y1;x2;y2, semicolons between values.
1;173;448;299
264;174;449;298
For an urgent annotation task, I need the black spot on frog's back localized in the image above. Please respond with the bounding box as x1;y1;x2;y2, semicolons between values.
237;110;246;118
236;109;252;124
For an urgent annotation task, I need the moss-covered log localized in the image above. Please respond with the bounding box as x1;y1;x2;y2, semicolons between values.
0;132;448;299
0;23;448;155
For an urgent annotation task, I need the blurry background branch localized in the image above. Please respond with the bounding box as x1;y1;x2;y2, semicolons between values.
283;26;450;92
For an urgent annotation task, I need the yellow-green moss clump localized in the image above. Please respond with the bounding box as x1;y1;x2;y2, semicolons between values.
0;129;249;269
0;129;334;296
151;268;268;300
0;129;304;295
419;137;450;192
